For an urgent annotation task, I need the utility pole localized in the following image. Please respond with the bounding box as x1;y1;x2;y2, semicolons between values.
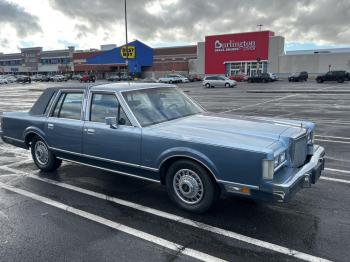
256;24;263;75
124;0;129;79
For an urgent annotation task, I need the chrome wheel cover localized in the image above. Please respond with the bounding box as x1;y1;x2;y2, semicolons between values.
173;169;204;205
34;141;49;166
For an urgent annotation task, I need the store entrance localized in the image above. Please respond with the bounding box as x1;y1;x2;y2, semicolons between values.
226;61;267;77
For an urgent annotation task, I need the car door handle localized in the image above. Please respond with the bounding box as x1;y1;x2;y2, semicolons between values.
85;128;95;135
48;123;54;129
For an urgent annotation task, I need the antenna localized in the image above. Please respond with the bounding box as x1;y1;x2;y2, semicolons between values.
257;24;263;31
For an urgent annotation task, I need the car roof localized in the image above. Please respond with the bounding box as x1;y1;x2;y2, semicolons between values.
45;82;176;93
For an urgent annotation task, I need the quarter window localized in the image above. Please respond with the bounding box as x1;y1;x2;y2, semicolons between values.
90;93;131;126
52;92;84;120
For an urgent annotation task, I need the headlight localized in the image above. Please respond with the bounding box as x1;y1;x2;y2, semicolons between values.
262;160;274;180
274;151;286;168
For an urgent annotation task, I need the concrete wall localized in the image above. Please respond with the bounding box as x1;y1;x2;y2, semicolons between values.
278;52;350;77
268;36;285;73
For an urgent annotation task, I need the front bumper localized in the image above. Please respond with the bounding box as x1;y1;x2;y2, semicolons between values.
272;145;325;202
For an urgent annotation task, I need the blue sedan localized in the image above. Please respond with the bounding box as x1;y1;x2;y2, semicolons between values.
0;83;325;213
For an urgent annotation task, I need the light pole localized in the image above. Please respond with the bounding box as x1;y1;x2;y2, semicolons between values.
256;24;263;75
124;0;129;78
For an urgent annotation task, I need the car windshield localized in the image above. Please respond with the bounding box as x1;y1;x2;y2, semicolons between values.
122;87;203;127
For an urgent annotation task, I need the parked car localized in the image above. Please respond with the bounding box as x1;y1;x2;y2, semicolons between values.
0;83;325;213
108;75;120;82
71;74;82;80
50;75;67;82
188;74;202;82
120;74;133;81
40;75;51;82
346;72;350;81
141;77;157;83
31;74;44;81
268;73;279;81
229;74;248;82
16;75;31;83
316;71;348;83
4;75;17;83
80;74;96;83
159;74;188;83
247;73;273;83
288;72;308;82
0;78;8;84
203;76;237;88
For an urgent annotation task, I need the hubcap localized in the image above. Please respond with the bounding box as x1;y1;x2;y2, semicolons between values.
34;141;49;166
173;169;204;205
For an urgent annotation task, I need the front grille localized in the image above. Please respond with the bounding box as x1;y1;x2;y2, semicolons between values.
290;134;308;168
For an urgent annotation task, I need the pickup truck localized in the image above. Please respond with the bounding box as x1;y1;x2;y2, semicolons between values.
0;83;325;213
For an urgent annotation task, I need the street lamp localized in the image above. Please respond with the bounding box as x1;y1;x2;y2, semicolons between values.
256;24;263;75
124;0;129;79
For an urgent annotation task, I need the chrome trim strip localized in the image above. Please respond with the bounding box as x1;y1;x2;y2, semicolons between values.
57;157;160;183
216;179;259;190
2;136;25;143
274;160;287;172
49;147;159;172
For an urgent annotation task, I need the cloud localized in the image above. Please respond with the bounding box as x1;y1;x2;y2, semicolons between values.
0;0;42;37
48;0;350;45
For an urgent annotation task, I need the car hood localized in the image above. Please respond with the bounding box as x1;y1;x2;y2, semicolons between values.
147;113;311;153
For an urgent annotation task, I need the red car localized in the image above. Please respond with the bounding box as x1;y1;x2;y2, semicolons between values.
229;74;248;82
80;74;96;83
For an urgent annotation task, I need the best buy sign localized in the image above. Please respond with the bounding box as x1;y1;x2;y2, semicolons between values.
121;46;136;59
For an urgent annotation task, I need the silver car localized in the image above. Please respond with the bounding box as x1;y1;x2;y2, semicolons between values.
203;76;237;88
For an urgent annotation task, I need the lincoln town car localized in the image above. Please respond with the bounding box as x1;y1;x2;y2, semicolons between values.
0;83;325;213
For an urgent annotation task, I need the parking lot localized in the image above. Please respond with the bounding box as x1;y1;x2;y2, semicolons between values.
0;80;349;262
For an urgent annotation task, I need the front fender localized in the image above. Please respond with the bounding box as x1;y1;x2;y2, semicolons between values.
156;147;219;179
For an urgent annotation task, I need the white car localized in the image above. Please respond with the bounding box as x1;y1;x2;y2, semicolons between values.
268;73;279;81
51;75;67;82
159;74;189;83
0;78;9;84
202;76;237;88
5;75;17;83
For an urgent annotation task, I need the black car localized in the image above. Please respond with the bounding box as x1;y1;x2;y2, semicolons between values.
16;75;31;83
247;73;272;83
316;71;348;83
288;71;308;82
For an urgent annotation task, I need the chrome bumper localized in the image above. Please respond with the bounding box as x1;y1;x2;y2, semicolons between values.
273;145;325;202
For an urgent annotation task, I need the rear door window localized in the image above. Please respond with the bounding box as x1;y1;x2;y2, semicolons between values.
52;92;84;120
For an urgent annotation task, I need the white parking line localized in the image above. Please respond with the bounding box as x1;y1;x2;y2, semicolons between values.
314;139;350;144
0;181;226;262
315;135;350;140
0;166;331;262
321;177;350;184
325;168;350;174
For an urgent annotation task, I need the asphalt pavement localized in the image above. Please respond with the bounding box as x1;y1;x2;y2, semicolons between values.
0;79;349;262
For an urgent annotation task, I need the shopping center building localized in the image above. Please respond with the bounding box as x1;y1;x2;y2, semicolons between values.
1;30;349;78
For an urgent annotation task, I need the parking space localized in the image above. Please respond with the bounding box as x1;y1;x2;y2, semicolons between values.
0;80;349;262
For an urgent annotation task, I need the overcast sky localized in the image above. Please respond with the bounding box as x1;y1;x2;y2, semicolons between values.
0;0;349;53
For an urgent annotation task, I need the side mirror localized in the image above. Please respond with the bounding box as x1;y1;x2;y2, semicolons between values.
105;117;118;129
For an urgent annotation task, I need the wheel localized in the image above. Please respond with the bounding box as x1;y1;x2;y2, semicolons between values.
337;79;344;83
288;79;291;82
205;83;211;88
263;79;267;83
316;78;323;83
225;83;230;88
169;80;173;84
31;137;62;172
165;160;219;213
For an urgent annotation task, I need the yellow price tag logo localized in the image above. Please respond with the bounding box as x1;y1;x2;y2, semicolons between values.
121;46;136;59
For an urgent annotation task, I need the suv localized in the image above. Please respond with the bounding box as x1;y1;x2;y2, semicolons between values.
316;71;347;83
203;76;237;88
288;71;308;82
247;73;272;83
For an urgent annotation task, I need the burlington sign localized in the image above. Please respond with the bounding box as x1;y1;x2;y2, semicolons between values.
214;40;256;52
